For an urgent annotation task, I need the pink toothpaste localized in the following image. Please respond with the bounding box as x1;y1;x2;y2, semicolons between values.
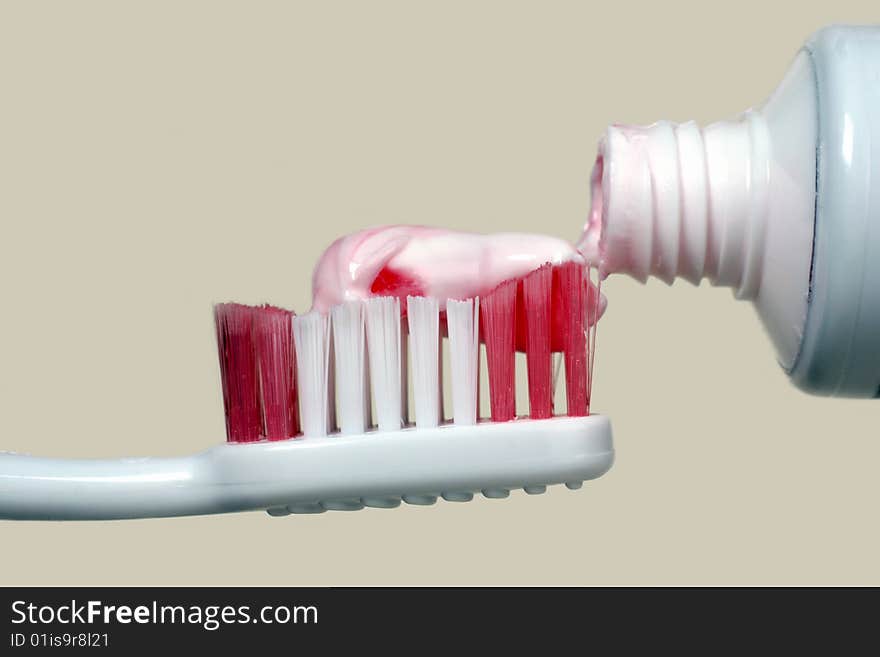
310;224;602;314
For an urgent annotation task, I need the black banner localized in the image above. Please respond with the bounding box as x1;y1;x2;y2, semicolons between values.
0;587;874;652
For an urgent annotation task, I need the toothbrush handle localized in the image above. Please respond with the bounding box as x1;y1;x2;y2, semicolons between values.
0;452;215;520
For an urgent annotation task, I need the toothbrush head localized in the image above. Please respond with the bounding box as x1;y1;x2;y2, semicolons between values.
200;255;610;517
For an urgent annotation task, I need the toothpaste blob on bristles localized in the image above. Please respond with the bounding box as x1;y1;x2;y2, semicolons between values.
310;225;602;314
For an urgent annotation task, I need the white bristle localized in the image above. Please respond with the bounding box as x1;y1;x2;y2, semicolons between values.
446;297;480;425
407;296;441;428
365;296;403;432
292;312;332;437
331;301;370;435
553;352;563;397
400;325;409;426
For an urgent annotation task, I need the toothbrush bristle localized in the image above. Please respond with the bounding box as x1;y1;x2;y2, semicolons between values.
365;296;404;432
480;278;517;422
331;301;370;435
253;305;299;441
522;264;554;419
556;262;590;416
446;297;480;426
407;296;442;428
214;303;262;442
292;312;334;437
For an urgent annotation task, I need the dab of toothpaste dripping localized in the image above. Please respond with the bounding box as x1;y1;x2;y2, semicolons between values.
311;225;604;312
576;152;605;271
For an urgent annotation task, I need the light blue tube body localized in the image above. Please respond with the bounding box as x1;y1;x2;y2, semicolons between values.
790;26;880;397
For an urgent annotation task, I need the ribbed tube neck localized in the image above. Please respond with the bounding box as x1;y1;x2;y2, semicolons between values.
580;115;772;300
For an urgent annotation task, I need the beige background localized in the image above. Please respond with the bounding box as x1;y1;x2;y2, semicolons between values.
2;1;879;585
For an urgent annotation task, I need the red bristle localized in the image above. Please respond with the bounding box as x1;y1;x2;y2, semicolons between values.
522;264;553;419
254;305;299;440
556;262;590;416
214;303;262;442
480;278;517;422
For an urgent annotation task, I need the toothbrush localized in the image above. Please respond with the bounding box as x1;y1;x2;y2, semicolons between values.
0;249;613;520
